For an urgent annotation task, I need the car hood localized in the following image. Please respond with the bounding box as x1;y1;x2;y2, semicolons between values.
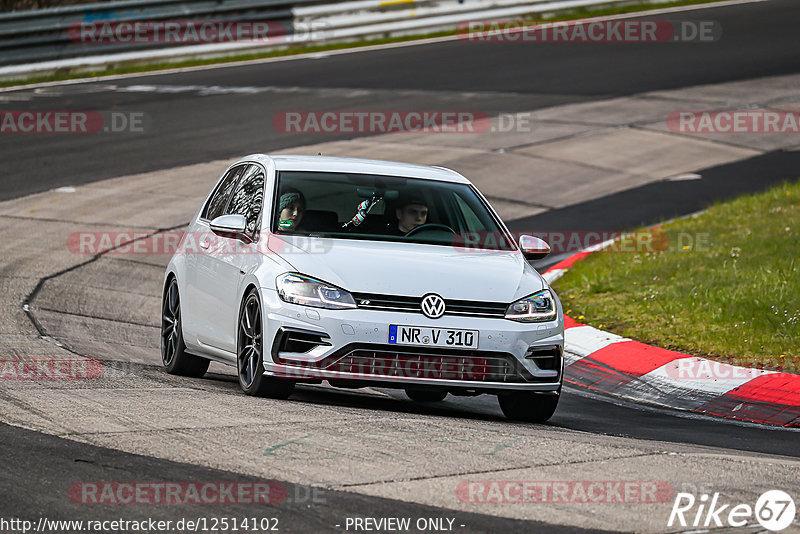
268;235;546;303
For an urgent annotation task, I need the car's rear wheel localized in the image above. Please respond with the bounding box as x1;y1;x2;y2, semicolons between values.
161;278;209;377
237;289;294;399
497;391;559;423
405;388;448;402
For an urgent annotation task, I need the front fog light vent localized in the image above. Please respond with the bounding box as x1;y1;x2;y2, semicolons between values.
277;328;331;355
524;345;562;371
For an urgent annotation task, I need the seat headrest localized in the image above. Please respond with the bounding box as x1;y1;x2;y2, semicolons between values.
302;209;338;232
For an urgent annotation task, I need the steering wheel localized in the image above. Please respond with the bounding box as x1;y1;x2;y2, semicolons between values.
404;223;457;237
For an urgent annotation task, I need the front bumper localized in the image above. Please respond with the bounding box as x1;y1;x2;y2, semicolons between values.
260;288;564;392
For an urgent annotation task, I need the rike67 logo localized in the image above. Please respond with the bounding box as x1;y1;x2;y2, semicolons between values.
669;490;795;531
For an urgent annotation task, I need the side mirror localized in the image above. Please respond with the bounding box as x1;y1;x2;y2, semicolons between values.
519;234;550;260
209;214;247;234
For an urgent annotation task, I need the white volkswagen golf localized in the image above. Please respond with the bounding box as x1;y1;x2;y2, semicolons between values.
162;154;564;422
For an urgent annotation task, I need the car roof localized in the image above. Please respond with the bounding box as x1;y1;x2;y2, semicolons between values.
245;154;470;184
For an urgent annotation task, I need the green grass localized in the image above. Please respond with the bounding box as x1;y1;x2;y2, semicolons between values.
553;180;800;373
1;0;732;88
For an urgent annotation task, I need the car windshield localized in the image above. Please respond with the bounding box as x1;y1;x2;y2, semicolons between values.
272;171;515;250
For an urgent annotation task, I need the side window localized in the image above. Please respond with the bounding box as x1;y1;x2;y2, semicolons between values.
225;164;265;233
203;165;245;221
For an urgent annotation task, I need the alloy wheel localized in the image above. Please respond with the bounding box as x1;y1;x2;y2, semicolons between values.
238;293;263;388
161;279;181;367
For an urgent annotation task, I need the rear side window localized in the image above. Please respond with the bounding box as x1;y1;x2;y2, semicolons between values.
225;164;265;233
203;165;245;221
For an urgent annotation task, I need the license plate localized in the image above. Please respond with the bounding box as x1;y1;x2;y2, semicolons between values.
388;325;478;349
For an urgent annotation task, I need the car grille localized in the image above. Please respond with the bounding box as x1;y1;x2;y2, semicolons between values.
318;346;540;383
351;292;507;318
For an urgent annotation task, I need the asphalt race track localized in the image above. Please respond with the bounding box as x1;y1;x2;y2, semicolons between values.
1;422;604;534
1;0;800;532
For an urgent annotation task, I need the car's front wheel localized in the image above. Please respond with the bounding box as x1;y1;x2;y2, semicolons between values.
405;388;448;402
237;289;294;399
161;278;210;377
497;391;559;423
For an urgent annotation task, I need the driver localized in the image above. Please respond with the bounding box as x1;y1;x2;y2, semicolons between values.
390;196;428;235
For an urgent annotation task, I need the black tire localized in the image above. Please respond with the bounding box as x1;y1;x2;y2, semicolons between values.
161;278;210;377
237;289;294;399
405;388;448;402
498;391;559;423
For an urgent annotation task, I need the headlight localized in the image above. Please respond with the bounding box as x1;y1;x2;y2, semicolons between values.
276;273;357;310
505;289;557;322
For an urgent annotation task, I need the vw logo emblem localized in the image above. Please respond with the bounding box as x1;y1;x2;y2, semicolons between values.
421;293;446;319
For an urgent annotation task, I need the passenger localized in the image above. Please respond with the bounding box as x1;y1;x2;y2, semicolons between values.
277;187;306;230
